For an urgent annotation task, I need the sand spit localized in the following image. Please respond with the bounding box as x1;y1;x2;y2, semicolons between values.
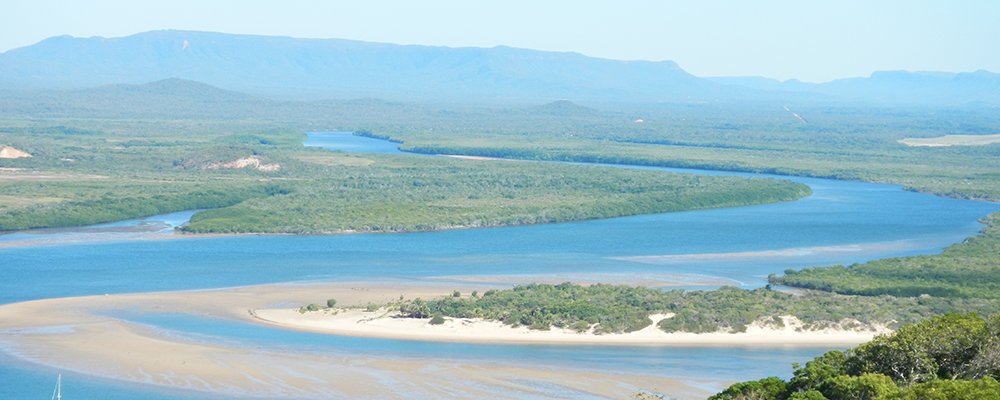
0;282;713;399
255;309;886;346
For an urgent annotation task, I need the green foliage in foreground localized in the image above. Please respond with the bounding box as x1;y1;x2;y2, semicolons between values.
394;283;1000;334
772;213;1000;299
710;313;1000;400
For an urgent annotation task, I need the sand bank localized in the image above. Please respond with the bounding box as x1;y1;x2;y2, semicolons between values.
254;308;886;346
0;281;714;399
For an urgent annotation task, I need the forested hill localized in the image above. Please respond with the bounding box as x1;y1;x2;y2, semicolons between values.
2;30;997;105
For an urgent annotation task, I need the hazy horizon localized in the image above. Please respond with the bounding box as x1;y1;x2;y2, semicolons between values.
3;0;999;83
6;28;998;85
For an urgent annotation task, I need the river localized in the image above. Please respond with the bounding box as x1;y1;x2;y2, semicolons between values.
0;132;996;398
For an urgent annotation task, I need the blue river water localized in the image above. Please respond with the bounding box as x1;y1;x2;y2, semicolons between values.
0;131;997;398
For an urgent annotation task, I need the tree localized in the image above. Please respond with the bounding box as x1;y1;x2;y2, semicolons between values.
787;390;826;400
713;314;1000;400
891;377;1000;400
790;351;848;392
708;377;789;400
400;298;431;318
823;374;899;400
849;314;987;384
326;298;337;308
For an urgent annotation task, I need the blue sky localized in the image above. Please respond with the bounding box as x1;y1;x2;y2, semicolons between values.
3;0;998;82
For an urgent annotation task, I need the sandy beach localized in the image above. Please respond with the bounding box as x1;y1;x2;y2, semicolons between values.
0;281;723;399
253;308;887;346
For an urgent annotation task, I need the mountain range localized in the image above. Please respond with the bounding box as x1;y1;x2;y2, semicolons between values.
1;30;997;105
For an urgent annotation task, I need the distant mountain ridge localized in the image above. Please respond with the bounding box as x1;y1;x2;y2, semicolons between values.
0;30;732;103
0;30;997;105
710;70;1000;105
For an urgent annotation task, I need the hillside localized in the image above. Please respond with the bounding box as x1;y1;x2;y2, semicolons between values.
0;30;735;103
2;30;997;105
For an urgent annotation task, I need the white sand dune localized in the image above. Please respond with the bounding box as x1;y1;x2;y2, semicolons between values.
254;308;886;346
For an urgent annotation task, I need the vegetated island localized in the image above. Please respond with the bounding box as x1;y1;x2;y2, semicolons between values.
268;281;996;346
0;128;810;234
272;214;1000;346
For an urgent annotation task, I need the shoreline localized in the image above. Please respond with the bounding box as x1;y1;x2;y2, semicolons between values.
251;307;887;347
0;281;719;399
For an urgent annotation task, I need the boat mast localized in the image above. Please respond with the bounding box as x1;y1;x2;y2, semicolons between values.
51;374;61;400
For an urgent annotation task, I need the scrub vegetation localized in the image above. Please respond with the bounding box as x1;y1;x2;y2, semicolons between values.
3;80;1000;204
6;80;1000;400
384;283;999;335
0;125;808;233
772;213;1000;299
387;211;1000;335
710;313;1000;400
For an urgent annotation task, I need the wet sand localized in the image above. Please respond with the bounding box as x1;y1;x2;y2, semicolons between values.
0;281;717;399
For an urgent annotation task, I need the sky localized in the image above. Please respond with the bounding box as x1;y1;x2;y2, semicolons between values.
2;0;998;82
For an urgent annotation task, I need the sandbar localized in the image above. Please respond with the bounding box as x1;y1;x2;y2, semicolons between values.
253;308;886;346
0;281;719;399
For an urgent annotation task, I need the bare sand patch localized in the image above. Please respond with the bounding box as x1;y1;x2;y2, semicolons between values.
899;134;1000;147
256;308;885;346
205;156;281;172
0;146;32;158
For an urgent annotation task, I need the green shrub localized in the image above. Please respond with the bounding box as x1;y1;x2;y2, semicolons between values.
708;377;788;400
